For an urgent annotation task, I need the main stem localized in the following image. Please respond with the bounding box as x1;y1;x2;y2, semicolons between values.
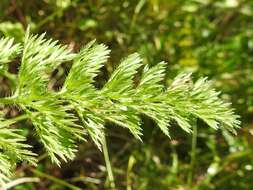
187;123;197;188
0;96;16;104
102;135;116;189
4;177;39;189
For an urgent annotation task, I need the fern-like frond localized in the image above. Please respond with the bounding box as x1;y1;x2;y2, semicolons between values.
0;31;240;184
19;97;84;166
0;37;21;75
62;40;110;149
0;117;36;182
17;31;75;96
0;153;12;185
103;53;143;96
63;40;110;95
0;37;21;64
189;77;240;131
137;61;166;95
165;73;240;133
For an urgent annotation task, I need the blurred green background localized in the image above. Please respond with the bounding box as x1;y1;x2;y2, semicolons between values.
0;0;253;189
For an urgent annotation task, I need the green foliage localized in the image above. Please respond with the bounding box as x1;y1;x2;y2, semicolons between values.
0;31;240;187
0;37;20;72
0;117;36;185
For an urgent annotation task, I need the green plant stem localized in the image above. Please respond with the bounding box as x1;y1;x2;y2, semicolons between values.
126;155;136;190
187;123;197;188
0;96;15;105
30;168;82;190
4;177;39;189
102;135;116;190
